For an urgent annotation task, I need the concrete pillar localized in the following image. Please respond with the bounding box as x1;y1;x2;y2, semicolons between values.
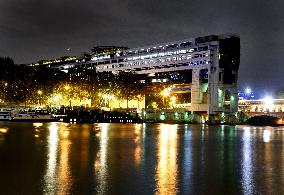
191;69;201;105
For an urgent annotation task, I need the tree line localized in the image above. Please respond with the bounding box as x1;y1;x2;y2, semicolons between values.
0;57;144;107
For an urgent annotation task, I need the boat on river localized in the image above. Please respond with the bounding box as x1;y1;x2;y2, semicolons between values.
0;108;12;121
11;109;56;122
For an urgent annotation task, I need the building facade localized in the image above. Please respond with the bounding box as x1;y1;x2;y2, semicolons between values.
34;34;240;119
92;34;240;117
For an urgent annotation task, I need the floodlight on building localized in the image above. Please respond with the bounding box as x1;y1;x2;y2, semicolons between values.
161;88;171;97
263;96;274;111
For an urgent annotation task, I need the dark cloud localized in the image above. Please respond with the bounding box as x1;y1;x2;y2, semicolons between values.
0;0;284;94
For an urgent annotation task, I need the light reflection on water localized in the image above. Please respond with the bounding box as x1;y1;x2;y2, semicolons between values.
241;126;255;194
1;123;284;194
183;124;192;193
0;127;9;145
263;129;271;143
134;124;142;167
0;127;8;134
96;123;109;195
57;126;72;195
43;123;59;195
155;124;178;195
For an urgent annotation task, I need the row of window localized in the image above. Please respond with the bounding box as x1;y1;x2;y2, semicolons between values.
90;48;211;67
96;60;211;72
96;52;211;70
125;44;209;57
126;48;197;61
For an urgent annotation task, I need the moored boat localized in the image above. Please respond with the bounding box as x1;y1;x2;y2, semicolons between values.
11;109;56;122
0;108;12;121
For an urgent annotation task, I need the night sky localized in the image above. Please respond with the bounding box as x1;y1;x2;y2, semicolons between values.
1;0;283;95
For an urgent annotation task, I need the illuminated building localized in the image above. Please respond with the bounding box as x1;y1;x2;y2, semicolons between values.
94;34;240;119
31;34;240;120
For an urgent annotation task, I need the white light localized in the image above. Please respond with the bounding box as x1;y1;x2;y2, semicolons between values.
245;88;251;94
263;130;270;143
263;96;274;111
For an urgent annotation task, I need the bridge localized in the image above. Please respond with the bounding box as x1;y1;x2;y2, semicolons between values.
239;99;284;121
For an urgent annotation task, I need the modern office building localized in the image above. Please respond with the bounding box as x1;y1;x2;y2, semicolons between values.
92;34;240;118
30;34;240;120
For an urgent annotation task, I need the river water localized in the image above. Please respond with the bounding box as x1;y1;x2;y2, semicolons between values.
0;122;284;194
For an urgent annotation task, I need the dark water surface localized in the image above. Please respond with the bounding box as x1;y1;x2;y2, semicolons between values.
0;122;284;194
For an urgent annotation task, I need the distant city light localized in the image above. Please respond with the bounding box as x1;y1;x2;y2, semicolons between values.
238;88;256;100
263;96;274;111
245;88;251;94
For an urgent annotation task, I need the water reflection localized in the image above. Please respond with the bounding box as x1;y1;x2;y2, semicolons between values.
183;124;192;193
33;123;43;138
241;126;255;194
134;124;142;167
0;127;9;145
0;127;8;134
57;126;72;195
2;123;284;194
33;123;43;128
43;123;59;194
155;124;178;195
263;130;271;143
95;123;109;195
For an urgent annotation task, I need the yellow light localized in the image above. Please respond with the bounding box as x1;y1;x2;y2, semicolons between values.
64;85;70;90
102;94;114;99
62;131;69;138
171;96;176;104
161;88;171;97
33;123;43;128
38;90;42;95
263;96;274;111
0;127;8;134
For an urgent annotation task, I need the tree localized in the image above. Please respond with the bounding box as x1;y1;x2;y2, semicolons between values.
114;71;144;108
